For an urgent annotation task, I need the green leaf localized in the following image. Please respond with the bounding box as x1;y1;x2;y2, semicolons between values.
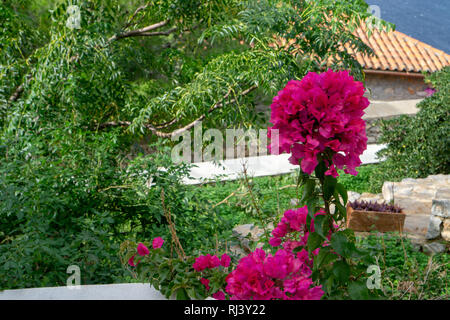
330;231;351;258
323;175;337;200
348;281;369;300
307;231;323;254
175;287;190;300
332;260;350;284
335;182;348;205
313;214;329;239
334;198;347;219
301;178;316;204
315;246;337;269
314;160;327;180
324;275;335;294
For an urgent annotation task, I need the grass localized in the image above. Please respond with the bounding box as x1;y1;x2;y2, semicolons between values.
358;234;449;300
188;172;300;227
337;164;380;194
190;163;381;228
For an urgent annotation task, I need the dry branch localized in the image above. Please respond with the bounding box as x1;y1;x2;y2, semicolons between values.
108;20;171;41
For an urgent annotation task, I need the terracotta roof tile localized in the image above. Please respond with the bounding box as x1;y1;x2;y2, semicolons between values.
352;23;450;73
271;21;449;74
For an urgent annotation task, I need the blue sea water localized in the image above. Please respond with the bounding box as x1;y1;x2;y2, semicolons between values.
367;0;450;53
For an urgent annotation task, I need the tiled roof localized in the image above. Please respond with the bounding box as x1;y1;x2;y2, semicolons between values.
349;23;450;73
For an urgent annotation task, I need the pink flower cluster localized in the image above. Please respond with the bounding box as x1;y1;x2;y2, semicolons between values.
225;248;323;300
269;206;332;252
199;277;226;300
425;87;436;97
193;253;231;300
128;237;165;267
268;70;369;177
193;253;230;271
225;206;340;300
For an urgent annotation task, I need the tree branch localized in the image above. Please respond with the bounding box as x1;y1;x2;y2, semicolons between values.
8;83;25;103
109;19;171;41
99;85;258;138
8;74;32;103
135;27;178;37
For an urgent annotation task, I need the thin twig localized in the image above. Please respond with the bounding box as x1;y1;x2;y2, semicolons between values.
212;191;237;208
417;256;434;300
241;162;271;242
124;2;151;29
161;188;186;260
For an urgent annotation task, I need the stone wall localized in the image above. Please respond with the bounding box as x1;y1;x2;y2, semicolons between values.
426;200;450;241
382;175;450;215
364;73;428;101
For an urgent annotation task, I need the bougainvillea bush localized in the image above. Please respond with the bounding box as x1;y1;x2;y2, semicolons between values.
122;207;328;300
225;207;331;300
124;70;382;300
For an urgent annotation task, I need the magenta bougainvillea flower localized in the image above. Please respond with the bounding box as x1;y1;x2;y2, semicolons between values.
129;240;161;267
425;87;436;96
268;69;369;177
212;291;225;300
128;255;137;267
193;254;221;272
200;277;210;291
137;242;150;256
269;206;334;251
152;237;164;249
225;248;324;300
225;206;339;300
220;253;231;268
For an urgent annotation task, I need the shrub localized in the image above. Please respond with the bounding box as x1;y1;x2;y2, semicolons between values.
371;67;450;189
0;139;231;290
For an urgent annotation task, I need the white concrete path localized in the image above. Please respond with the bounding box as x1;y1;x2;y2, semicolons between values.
363;99;421;119
0;283;167;300
183;144;386;185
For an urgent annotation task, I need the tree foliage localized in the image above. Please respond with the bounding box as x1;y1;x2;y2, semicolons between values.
0;0;392;289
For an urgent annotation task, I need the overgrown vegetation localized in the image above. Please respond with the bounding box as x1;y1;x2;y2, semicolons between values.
1;0;392;290
358;234;449;300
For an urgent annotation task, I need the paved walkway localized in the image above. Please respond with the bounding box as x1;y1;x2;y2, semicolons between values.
363;99;422;119
183;144;386;184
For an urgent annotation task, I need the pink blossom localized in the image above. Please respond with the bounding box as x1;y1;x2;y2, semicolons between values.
425;87;436;96
225;206;337;300
212;291;226;300
128;255;137;267
269;237;282;247
137;243;150;256
225;246;323;300
210;255;220;268
220;253;231;267
268;70;369;176
200;278;210;291
152;237;164;249
193;254;221;271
